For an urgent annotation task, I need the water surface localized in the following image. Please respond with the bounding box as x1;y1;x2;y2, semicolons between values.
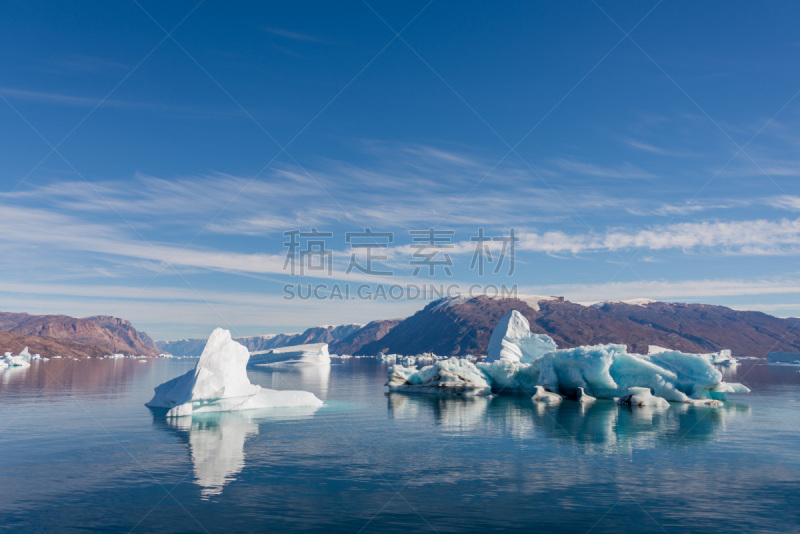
1;358;798;533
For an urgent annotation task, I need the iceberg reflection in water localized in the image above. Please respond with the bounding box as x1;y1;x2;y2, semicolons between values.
155;406;321;498
387;393;751;454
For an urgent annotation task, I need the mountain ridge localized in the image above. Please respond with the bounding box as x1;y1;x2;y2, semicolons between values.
0;312;160;357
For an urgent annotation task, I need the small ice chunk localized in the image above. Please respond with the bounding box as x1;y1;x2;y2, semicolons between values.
617;387;670;408
576;387;596;403
532;385;563;404
689;398;724;407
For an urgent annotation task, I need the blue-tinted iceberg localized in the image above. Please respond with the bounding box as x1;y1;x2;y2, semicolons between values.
146;328;323;417
386;310;750;405
649;344;738;367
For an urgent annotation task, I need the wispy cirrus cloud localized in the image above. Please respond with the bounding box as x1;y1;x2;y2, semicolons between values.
0;205;399;283
769;195;800;211
0;87;130;108
263;27;325;43
621;137;698;158
626;199;750;217
6;144;637;233
553;158;657;180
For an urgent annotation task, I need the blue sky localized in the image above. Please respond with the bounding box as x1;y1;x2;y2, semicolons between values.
2;0;800;340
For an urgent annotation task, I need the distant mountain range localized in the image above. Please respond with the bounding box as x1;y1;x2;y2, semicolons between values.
156;296;800;358
3;297;797;358
0;312;160;357
157;323;365;357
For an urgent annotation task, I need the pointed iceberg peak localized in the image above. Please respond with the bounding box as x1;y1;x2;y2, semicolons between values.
485;310;557;364
194;328;260;400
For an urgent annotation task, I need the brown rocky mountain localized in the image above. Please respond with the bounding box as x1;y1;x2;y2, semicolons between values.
330;319;402;355
0;312;159;357
590;300;800;356
284;324;364;346
351;296;800;357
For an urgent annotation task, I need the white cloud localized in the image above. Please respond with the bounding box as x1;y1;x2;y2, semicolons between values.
0;205;406;283
5;147;638;236
518;217;800;255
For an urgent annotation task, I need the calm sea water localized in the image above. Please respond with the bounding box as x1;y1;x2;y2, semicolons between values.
1;358;799;533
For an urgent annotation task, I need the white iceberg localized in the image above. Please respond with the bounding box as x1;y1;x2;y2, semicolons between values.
248;343;331;367
146;328;323;417
485;310;557;364
1;347;32;370
386;310;750;404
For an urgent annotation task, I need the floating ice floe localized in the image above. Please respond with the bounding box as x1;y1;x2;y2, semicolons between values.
248;343;331;367
380;353;399;364
1;347;34;370
146;328;323;417
386;310;750;405
387;358;492;396
401;356;416;366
